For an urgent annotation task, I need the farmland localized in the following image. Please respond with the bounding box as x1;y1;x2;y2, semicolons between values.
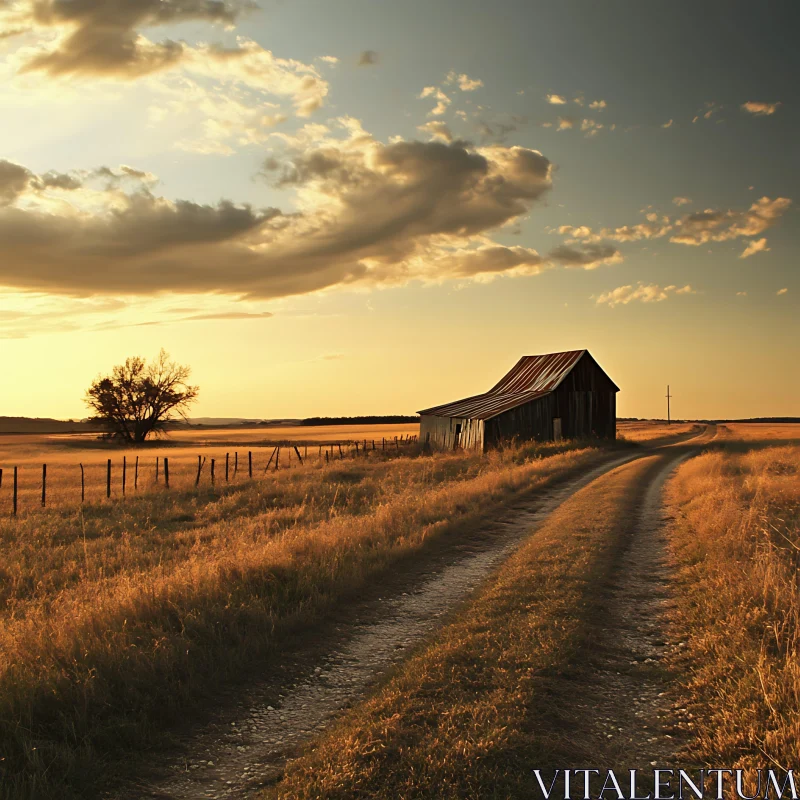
0;421;797;799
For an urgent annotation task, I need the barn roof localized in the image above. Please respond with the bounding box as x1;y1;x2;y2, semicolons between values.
416;389;551;421
418;349;617;420
488;350;586;393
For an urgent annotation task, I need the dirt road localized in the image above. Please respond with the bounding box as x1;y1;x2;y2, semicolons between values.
120;429;714;800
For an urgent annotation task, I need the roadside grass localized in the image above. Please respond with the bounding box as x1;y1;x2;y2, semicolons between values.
665;445;800;774
270;456;659;800
0;438;618;799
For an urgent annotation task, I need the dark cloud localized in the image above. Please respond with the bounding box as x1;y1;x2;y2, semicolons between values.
10;0;255;78
0;160;32;205
0;139;552;297
669;197;791;245
357;50;379;67
549;242;622;269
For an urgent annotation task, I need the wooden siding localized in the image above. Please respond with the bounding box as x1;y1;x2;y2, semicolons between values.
420;415;484;451
419;350;618;452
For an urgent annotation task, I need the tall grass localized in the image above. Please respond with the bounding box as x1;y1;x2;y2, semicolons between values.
0;440;607;798
665;445;800;772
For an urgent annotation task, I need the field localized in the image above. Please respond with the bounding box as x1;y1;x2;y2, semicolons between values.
0;422;622;799
0;424;419;516
0;421;685;517
1;420;797;798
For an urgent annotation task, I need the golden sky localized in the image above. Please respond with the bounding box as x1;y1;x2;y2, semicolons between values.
0;0;797;420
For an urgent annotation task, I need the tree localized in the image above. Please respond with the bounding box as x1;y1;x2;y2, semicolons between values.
85;350;199;442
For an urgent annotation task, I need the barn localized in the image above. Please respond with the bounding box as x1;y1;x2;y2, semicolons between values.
418;350;619;451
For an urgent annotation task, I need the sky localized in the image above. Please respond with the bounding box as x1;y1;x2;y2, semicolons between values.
0;0;797;421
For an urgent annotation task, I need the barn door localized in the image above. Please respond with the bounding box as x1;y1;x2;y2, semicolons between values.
553;418;563;442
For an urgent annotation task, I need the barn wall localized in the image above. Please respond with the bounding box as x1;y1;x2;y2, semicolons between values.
420;415;484;451
484;390;616;448
484;395;555;449
552;388;617;439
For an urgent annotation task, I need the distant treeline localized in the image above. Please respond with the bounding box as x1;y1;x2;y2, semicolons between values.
301;415;420;426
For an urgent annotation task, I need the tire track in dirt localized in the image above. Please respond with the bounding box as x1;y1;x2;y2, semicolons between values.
115;431;711;800
553;427;717;776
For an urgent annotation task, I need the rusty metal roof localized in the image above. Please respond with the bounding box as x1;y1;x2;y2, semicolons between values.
418;349;616;420
417;390;551;420
488;350;586;393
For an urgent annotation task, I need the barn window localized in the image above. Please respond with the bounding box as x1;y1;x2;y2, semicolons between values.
454;422;462;448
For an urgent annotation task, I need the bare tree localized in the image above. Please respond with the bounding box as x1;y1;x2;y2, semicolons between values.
85;350;199;442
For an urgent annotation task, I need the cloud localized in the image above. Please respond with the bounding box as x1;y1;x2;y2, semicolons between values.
557;215;672;244
661;119;673;128
445;71;482;91
669;197;791;245
596;283;694;308
0;130;555;298
432;245;547;278
546;93;567;105
176;310;273;321
741;101;781;116
736;291;747;296
740;237;770;259
588;99;606;110
672;196;691;206
580;118;604;137
549;242;622;270
420;86;451;116
777;288;788;295
358;50;379;67
557;116;575;130
417;120;453;142
0;159;33;204
5;0;256;79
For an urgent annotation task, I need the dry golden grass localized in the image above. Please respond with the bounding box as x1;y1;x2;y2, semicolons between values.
665;444;800;772
271;457;657;799
0;426;418;516
616;421;698;442
716;422;800;443
0;437;609;799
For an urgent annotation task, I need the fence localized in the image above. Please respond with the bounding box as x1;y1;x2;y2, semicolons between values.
0;435;418;517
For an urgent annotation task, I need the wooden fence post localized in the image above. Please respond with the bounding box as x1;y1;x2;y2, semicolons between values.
122;456;127;497
13;466;18;516
155;457;159;483
354;441;359;455
225;453;229;482
275;447;280;470
338;443;343;459
211;458;215;486
304;445;308;461
80;463;85;503
106;459;111;499
234;452;238;477
0;467;3;489
294;445;303;465
195;455;206;487
134;456;139;490
248;451;253;478
325;450;329;463
164;457;170;488
382;437;385;450
41;464;46;507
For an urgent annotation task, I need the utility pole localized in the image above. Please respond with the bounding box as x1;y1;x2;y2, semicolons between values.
666;385;672;424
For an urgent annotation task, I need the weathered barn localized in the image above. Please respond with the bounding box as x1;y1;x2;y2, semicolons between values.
418;350;619;451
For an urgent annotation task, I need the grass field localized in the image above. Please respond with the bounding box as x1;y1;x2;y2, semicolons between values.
665;434;800;774
0;433;621;799
0;421;690;517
